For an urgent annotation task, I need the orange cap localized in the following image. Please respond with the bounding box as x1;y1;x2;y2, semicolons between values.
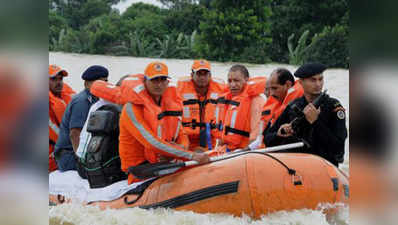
191;59;211;73
144;62;170;80
49;64;68;78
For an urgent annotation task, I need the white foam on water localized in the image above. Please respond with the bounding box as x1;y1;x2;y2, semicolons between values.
49;52;349;225
49;203;348;225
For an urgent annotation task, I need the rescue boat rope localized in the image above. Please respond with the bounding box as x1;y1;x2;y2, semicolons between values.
211;151;297;176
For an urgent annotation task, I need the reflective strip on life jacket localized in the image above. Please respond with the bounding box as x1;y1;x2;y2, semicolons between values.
125;103;193;160
210;92;219;99
173;120;181;142
157;125;162;139
49;119;59;135
230;110;238;129
183;93;196;100
215;106;220;123
183;106;190;118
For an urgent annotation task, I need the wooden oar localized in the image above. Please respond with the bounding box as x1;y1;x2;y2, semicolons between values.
128;142;304;179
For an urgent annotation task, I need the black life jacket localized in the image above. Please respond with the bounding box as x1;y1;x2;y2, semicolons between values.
82;104;127;189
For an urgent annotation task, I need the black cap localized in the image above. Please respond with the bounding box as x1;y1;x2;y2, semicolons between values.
81;65;109;81
294;63;327;78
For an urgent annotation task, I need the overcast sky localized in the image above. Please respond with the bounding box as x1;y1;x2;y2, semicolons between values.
112;0;164;13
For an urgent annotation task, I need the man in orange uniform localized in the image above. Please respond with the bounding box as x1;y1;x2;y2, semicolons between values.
177;60;226;150
218;65;266;151
261;68;303;134
118;62;210;184
49;64;75;172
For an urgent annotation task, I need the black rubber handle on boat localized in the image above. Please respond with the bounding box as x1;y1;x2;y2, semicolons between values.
128;161;187;180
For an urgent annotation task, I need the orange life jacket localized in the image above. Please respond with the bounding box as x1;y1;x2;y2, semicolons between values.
118;78;192;184
177;77;226;149
261;96;280;131
219;77;266;150
61;83;75;103
49;83;75;172
268;81;303;125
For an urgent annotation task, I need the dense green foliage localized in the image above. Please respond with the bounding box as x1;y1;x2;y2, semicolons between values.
303;25;349;68
268;0;348;64
49;0;349;68
196;0;272;63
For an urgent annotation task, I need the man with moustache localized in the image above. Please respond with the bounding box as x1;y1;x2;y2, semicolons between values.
264;63;347;167
177;60;226;150
260;68;303;134
218;64;266;151
118;62;209;184
49;64;75;172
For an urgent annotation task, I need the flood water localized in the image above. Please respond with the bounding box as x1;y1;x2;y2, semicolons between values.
49;52;349;225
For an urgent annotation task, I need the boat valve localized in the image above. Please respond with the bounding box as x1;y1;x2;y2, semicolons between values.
292;174;303;186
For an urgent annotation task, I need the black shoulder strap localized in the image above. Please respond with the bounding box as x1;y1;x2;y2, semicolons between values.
217;97;240;106
157;111;182;120
262;109;271;116
225;126;250;137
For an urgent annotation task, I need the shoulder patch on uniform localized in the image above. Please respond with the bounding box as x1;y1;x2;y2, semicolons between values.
336;110;346;120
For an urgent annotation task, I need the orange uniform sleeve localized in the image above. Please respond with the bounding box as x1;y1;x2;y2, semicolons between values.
90;80;124;104
120;103;194;162
119;115;146;172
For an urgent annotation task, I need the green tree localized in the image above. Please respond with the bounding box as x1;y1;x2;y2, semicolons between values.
122;2;165;20
287;30;312;65
125;13;168;44
157;0;199;9
51;0;121;30
49;11;69;50
154;31;197;58
163;4;205;35
127;30;157;57
52;28;90;53
82;12;128;54
268;0;348;62
197;0;271;61
303;25;349;68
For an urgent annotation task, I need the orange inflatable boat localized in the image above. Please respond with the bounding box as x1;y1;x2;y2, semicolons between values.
49;151;349;219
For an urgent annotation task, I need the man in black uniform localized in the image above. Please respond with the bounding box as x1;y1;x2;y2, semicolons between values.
263;63;347;167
